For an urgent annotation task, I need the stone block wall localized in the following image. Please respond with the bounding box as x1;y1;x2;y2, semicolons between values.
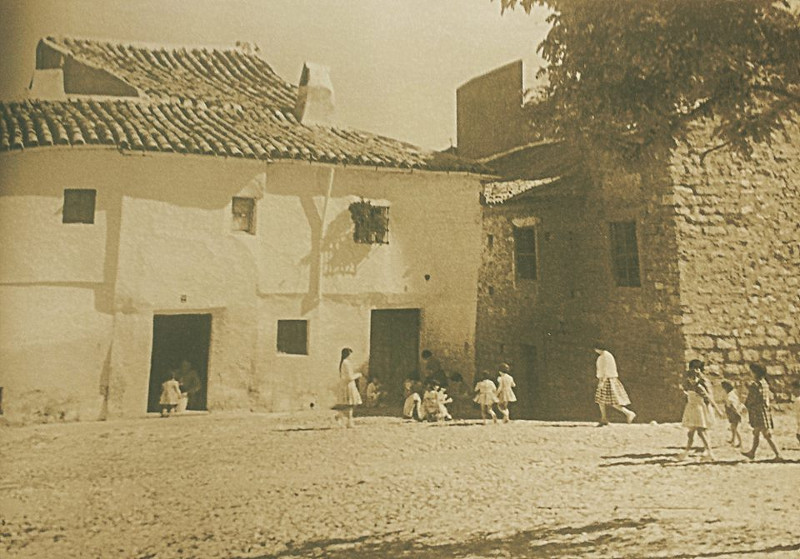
477;156;687;422
672;124;800;401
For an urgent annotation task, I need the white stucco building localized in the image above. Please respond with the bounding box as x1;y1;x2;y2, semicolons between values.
0;37;486;422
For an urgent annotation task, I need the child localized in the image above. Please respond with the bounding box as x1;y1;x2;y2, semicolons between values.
496;363;517;423
793;380;800;446
447;372;469;418
403;391;421;421
421;381;444;421
474;371;499;425
159;372;182;417
721;380;746;447
436;385;453;421
366;377;384;407
742;363;782;461
678;360;721;462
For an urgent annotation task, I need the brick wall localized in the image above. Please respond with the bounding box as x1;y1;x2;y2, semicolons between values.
672;123;800;401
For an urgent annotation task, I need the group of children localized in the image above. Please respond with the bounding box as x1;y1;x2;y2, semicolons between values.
401;363;518;424
679;359;799;462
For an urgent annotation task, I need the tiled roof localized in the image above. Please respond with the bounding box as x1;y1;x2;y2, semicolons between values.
481;177;562;205
40;36;297;110
0;37;482;172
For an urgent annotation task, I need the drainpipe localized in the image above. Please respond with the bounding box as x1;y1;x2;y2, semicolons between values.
316;166;336;301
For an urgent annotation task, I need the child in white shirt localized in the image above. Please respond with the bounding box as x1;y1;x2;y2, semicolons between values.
496;363;517;423
721;380;746;448
474;371;499;425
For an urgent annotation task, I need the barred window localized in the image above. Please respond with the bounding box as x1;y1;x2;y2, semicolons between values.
514;226;537;280
277;320;308;355
349;201;389;244
232;197;256;234
610;221;641;287
63;189;96;224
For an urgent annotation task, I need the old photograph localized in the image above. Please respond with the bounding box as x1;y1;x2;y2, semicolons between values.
1;1;799;557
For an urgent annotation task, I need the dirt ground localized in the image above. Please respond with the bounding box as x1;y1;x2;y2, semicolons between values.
1;409;798;559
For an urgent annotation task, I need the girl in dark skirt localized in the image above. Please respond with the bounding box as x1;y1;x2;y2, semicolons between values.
742;363;782;461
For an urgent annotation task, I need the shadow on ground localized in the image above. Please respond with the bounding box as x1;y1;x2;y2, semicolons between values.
238;516;800;559
242;518;657;559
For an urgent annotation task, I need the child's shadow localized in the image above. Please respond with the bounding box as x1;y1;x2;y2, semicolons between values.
276;426;335;432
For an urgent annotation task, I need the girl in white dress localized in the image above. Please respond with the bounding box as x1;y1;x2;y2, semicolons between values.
474;371;499;424
496;363;517;423
337;347;361;428
678;360;721;461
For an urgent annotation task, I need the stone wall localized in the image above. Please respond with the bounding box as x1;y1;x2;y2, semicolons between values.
672;124;800;401
477;155;687;422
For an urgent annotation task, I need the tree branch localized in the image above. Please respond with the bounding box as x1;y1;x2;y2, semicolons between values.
751;85;800;104
698;141;732;163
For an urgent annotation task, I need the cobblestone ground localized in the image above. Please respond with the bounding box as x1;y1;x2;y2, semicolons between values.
1;410;799;559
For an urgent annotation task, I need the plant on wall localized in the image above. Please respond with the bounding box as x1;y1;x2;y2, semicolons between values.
348;199;389;244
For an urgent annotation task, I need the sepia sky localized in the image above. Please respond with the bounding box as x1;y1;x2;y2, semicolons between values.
0;0;550;149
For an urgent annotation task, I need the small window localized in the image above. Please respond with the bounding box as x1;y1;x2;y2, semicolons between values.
349;201;389;244
63;189;96;224
232;197;256;234
277;320;308;355
610;221;641;287
514;226;537;280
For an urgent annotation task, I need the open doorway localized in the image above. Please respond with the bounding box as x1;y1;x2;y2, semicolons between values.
147;314;212;413
369;309;420;403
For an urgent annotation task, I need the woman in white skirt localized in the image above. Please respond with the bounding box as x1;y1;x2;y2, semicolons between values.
336;347;362;428
593;343;636;426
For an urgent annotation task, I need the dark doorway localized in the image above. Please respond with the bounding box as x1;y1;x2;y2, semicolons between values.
369;309;420;402
147;314;212;413
519;344;543;419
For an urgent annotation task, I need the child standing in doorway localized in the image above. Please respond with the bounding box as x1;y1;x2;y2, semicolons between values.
474;371;499;425
721;380;746;448
496;363;517;423
159;372;182;417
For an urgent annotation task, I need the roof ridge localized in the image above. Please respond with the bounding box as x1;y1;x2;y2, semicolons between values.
43;35;256;56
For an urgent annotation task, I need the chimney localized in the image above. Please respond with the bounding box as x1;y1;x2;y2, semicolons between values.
294;62;334;126
28;69;67;100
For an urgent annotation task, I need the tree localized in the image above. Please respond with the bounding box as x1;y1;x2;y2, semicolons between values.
499;0;800;159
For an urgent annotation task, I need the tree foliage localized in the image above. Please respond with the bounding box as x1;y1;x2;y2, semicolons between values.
499;0;800;159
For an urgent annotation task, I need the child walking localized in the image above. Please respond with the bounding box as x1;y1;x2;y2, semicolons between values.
474;371;499;424
721;380;746;447
496;363;517;423
678;360;721;462
742;363;782;460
